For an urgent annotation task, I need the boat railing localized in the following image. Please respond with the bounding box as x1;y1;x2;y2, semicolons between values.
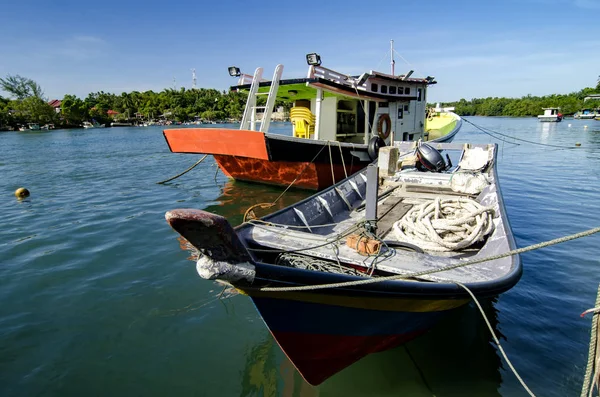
308;65;354;87
237;73;268;86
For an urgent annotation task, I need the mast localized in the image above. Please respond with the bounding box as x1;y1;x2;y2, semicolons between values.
390;39;395;76
191;68;197;89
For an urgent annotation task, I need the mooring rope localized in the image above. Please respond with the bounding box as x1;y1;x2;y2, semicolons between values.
457;282;537;397
581;284;600;397
337;141;348;179
242;143;329;222
463;118;583;149
247;221;364;254
393;197;495;252
328;141;336;185
157;154;208;184
259;226;600;292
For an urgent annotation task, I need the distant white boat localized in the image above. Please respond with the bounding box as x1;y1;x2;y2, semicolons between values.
573;109;597;120
537;107;562;122
83;121;105;128
28;123;41;130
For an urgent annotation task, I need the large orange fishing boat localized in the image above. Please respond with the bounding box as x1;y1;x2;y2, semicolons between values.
163;44;462;190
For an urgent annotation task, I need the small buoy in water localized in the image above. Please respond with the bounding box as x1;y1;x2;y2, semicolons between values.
576;142;581;147
568;123;572;127
584;125;588;129
15;187;30;199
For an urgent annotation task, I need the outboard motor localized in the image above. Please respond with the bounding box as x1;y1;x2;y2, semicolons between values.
416;142;451;172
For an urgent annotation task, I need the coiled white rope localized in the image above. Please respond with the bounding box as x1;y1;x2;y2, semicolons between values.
393;197;495;252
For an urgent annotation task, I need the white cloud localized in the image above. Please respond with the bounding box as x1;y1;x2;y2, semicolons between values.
72;35;107;44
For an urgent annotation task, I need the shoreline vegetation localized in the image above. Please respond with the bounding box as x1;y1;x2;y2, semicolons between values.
1;74;599;131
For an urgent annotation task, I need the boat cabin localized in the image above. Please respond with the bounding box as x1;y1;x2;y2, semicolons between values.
229;56;435;145
540;107;560;117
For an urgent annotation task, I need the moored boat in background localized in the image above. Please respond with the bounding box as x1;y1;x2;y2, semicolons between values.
573;108;597;120
165;141;521;385
163;44;461;191
83;120;105;129
537;107;562;122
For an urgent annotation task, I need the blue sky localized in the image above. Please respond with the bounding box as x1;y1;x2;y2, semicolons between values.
1;0;599;102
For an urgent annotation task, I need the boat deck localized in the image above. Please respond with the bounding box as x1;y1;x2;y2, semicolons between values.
241;155;514;284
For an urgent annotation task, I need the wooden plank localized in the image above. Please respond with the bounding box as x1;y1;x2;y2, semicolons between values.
377;202;413;238
404;183;475;197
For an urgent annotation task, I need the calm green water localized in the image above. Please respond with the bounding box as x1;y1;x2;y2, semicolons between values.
1;119;599;396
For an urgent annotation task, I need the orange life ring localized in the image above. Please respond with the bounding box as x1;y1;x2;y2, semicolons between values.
377;114;391;140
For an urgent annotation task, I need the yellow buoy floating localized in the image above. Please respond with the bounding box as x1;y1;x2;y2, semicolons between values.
576;142;582;147
15;187;30;199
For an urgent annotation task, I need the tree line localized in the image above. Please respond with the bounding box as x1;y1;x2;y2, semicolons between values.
438;79;600;117
0;74;281;130
2;74;600;130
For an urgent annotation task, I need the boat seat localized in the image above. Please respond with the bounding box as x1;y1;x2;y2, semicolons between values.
290;107;315;139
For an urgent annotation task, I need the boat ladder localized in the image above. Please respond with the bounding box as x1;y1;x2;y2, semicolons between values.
240;64;284;132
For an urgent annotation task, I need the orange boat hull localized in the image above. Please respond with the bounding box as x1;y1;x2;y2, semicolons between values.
214;155;363;190
163;128;369;190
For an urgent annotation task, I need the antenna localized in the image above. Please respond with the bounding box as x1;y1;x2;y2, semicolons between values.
390;39;395;76
191;68;197;89
173;76;177;90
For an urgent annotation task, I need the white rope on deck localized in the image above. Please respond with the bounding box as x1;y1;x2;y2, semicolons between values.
393;197;495;252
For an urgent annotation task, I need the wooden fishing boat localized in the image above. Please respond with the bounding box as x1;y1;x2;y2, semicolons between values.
163;44;462;190
165;141;521;385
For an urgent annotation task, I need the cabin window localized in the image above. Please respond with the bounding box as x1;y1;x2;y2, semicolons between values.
398;87;404;95
417;88;422;101
405;87;410;95
404;104;409;111
389;86;396;95
381;85;388;94
371;83;378;92
397;107;404;119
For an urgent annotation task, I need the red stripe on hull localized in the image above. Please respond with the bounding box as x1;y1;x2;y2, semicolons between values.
214;155;365;190
271;330;427;385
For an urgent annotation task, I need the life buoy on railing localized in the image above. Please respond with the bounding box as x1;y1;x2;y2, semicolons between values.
376;113;391;140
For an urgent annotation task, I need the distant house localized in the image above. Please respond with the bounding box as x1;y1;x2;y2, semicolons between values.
107;110;120;120
48;99;62;114
271;106;287;121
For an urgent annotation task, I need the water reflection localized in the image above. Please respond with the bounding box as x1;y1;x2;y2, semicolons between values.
239;300;504;397
585;128;600;146
202;180;312;227
538;122;556;143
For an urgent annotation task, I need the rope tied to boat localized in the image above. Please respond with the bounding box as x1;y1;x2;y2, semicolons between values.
259;225;600;292
393;197;495;252
581;284;600;397
156;154;209;184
